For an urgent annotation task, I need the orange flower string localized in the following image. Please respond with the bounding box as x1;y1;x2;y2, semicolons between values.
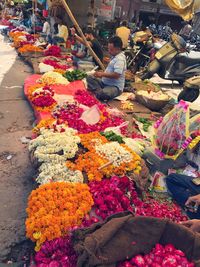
26;182;93;250
79;131;108;151
53;69;66;74
32;118;56;134
66;134;142;182
18;44;43;53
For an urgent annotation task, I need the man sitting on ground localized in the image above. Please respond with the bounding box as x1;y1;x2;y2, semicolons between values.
87;36;127;101
166;143;200;233
181;194;200;233
52;19;68;45
71;27;103;67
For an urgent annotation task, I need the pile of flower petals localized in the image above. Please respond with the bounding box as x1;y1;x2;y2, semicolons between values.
44;45;61;57
118;243;195;267
34;236;77;267
89;176;134;220
74;90;99;107
89;176;187;223
43;59;70;71
53;102;125;134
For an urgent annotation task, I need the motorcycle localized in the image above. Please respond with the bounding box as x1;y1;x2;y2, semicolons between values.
141;33;200;102
125;35;160;73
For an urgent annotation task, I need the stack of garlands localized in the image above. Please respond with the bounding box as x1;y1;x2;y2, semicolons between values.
52;101;125;134
29;127;80;164
30;85;57;112
26;182;93;251
18;44;43;53
9;31;25;39
66;132;142;181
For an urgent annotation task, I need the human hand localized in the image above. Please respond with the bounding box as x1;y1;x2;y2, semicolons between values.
181;219;200;233
185;194;200;211
94;71;104;78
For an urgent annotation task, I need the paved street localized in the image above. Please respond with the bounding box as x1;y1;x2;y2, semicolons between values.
0;36;34;262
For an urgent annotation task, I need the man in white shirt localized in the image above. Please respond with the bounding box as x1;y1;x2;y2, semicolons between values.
87;36;127;101
42;17;51;43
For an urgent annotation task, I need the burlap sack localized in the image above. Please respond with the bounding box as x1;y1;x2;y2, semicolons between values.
73;212;200;267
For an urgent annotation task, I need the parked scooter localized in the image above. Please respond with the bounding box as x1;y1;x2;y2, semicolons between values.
141;33;200;102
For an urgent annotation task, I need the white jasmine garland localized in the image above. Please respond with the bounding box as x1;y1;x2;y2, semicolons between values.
95;142;133;167
29;128;80;163
36;162;83;184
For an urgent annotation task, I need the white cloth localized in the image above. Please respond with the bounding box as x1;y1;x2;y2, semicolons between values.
42;21;51;35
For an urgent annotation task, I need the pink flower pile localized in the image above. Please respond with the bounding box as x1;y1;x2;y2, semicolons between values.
32;86;56;108
44;46;61;57
118;244;194;267
52;102;125;134
34;236;77;267
74;90;99;107
89;176;134;220
43;59;70;70
88;176;187;223
25;34;36;42
32;96;56;108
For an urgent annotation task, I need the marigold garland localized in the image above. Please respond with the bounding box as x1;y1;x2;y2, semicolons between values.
66;135;142;182
53;68;66;74
18;44;43;53
26;182;93;250
27;83;46;100
32;118;55;133
79;131;108;151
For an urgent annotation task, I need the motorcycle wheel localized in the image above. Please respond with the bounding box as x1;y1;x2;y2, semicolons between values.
178;80;184;86
178;88;199;102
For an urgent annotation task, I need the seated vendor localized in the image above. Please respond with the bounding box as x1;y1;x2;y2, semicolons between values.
71;27;103;67
166;143;200;221
181;195;200;233
52;19;68;45
72;41;88;65
86;36;127;101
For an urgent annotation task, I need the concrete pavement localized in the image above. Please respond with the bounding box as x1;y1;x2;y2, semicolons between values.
0;46;35;261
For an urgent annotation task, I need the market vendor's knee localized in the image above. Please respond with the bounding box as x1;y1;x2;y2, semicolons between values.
96;86;120;101
86;76;103;91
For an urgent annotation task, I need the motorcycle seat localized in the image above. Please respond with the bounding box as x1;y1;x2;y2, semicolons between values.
176;52;200;65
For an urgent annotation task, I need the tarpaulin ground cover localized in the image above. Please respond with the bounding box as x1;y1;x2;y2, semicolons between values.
24;74;87;122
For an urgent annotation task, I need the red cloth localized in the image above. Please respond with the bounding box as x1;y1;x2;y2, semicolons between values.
24;74;86;122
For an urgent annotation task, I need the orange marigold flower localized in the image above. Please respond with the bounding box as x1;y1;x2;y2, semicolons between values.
26;182;93;249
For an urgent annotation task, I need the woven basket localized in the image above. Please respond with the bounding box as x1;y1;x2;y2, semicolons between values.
135;93;170;111
132;81;160;92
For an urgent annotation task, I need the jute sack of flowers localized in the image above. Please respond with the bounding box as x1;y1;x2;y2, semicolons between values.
73;212;200;267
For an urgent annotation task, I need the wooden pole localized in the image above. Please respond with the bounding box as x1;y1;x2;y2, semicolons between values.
60;0;105;70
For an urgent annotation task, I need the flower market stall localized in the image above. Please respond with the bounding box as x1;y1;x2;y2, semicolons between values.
1;10;200;267
20;57;200;265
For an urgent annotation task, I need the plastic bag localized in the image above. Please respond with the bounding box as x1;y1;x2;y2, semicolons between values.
152;100;190;160
80;105;101;125
165;0;200;20
188;114;200;150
